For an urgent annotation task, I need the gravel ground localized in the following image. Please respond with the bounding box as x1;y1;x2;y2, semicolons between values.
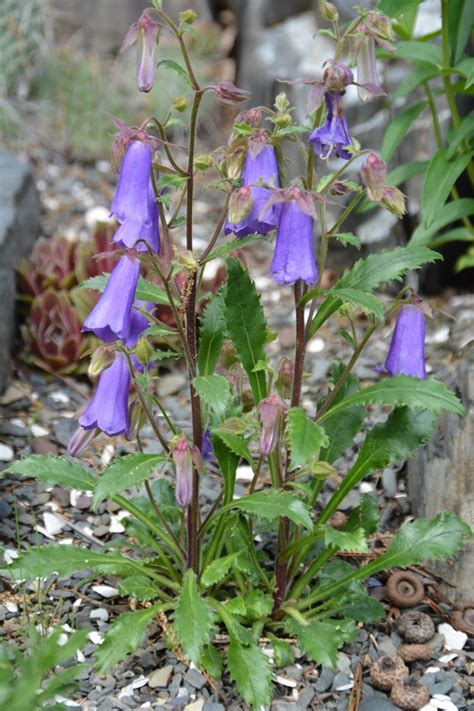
1;155;473;710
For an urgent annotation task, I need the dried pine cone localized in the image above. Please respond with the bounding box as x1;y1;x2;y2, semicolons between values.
386;571;424;608
398;611;434;643
391;677;430;709
451;601;474;636
370;655;408;691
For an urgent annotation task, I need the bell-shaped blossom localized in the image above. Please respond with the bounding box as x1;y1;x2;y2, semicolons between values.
258;394;283;456
270;188;318;286
361;152;387;202
213;81;251;105
225;138;281;237
122;11;160;93
385;305;426;380
83;255;140;342
309;91;352;160
110;140;160;253
353;12;395;102
172;435;202;508
79;353;131;436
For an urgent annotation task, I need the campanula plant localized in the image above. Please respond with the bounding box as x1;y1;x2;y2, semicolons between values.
3;2;472;708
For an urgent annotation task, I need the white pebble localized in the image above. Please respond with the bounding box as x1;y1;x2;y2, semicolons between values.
5;601;18;613
91;584;119;598
307;336;325;354
43;512;67;536
4;548;19;564
236;465;254;482
90;608;109;622
0;443;14;462
109;515;125;533
438;653;458;663
275;675;297;688
87;631;104;645
57;633;69;646
438;623;468;651
50;391;70;404
431;695;459;711
31;424;49;437
359;482;374;494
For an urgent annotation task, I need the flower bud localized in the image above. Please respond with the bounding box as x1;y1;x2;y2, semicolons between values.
172;96;189;112
258;394;283;456
361;152;387;202
229;187;253;224
236;108;261;128
381;185;407;218
275;357;293;399
175;249;197;270
134;336;153;365
171;434;202;507
126;399;147;441
226;145;246;180
214;82;251;106
67;426;98;458
88;345;116;379
194;153;213;171
319;0;338;21
179;9;197;24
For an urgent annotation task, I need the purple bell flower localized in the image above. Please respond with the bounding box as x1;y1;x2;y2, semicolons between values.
83;255;140;342
309;92;352;160
110;141;160;253
121;11;160;93
385;305;426;380
201;427;214;462
270;190;318;286
79;353;131;436
225;142;281;237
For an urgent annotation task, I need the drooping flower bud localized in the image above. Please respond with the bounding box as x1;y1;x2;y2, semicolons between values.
88;345;116;379
258;393;283;456
229;187;253;224
352;11;395;102
235;108;261;128
319;0;338;21
83;255;140;342
67;426;98;458
126;398;147;441
121;11;160;93
79;353;131;436
171;434;202;507
275;357;294;399
361;152;387;202
134;336;153;365
213;81;251;106
179;9;197;24
225;145;247;180
384;304;426;380
381;185;407;218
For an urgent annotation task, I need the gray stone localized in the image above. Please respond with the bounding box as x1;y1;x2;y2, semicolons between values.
203;705;225;711
359;699;398;711
378;637;397;657
297;686;315;709
315;667;334;692
0;148;40;392
331;671;350;690
148;664;174;689
183;668;207;689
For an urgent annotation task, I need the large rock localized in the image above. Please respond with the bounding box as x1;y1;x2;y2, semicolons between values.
0;149;40;392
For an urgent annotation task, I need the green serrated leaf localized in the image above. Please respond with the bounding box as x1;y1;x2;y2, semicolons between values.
381;100;427;163
92;454;167;509
306;246;441;337
198;291;226;376
346;494;380;535
201;553;238;588
157;58;192;86
267;633;295;668
286;619;342;667
373;512;472;570
118;575;160;601
422;149;474;226
287;407;329;471
95;606;161;672
1;545;139;580
320;377;463;420
336;594;385;623
4;455;96;491
227;638;272;709
201;644;223;680
324;526;368;553
173;571;213;665
333;232;361;249
224;258;267;404
225;597;247;615
242;590;273;620
227;490;313;531
214;430;253;465
193;374;233;422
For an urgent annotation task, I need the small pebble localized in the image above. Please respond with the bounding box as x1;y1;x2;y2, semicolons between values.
0;444;14;462
148;665;173;689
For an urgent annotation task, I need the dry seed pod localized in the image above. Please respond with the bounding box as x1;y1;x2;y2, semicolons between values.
451;600;474;636
370;655;408;691
397;643;432;663
386;571;424;608
398;611;435;643
391;677;430;710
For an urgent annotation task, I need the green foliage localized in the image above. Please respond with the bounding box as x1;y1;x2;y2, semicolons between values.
0;627;87;711
118;575;161;601
5;455;96;490
80;274;170;305
201;553;238;588
381;100;427;162
324;526;368;553
197;291;226;375
193;374;233;422
286;407;329;470
95;606;162;673
227;638;273;709
173;571;214;664
93;453;167;509
227;490;313;531
286;619;343;667
224;259;268;404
